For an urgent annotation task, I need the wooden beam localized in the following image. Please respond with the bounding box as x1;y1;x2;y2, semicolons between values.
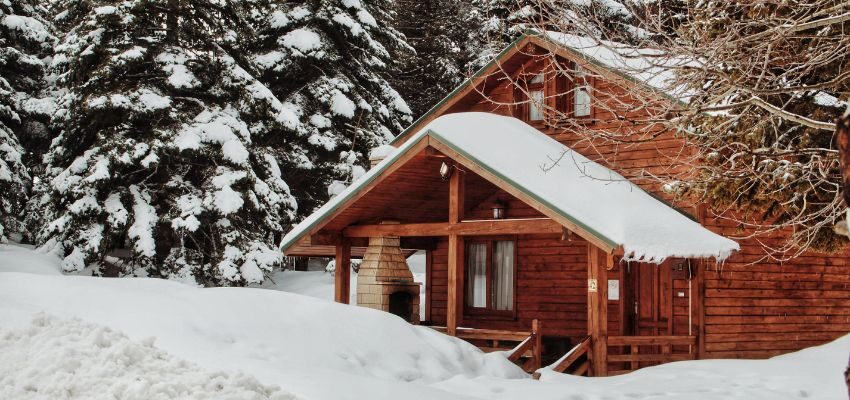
447;233;463;336
447;165;465;336
311;231;369;247
334;242;351;304
587;244;608;376
310;233;432;251
694;259;705;359
425;249;433;323
428;138;617;253
343;219;562;237
449;165;464;224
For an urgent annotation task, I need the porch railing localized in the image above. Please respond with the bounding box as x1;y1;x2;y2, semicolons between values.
606;335;697;375
430;319;543;373
544;335;591;377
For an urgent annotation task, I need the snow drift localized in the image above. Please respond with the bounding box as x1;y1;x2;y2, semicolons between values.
0;314;294;400
0;269;523;400
1;243;847;400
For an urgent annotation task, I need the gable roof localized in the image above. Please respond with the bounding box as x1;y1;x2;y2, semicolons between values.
389;30;690;147
281;112;738;263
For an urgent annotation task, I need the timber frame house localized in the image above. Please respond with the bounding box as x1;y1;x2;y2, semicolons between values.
281;32;850;376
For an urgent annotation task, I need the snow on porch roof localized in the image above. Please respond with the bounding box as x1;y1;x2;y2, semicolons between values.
281;112;738;263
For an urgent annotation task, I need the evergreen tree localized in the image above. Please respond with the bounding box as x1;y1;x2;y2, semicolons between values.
35;0;297;285
246;0;413;217
0;0;53;242
390;0;481;117
470;0;641;65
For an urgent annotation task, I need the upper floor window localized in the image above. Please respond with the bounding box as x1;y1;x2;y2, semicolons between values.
527;72;545;122
574;65;592;117
516;62;592;123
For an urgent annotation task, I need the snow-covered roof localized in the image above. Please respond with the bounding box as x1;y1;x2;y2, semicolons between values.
282;112;738;263
543;31;695;104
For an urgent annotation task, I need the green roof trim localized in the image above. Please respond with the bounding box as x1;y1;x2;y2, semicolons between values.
426;129;619;250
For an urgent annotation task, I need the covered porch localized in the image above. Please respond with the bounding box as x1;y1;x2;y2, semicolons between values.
280;113;738;376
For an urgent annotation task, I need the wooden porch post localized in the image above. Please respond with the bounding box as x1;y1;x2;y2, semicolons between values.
447;168;464;336
334;241;351;304
587;244;608;376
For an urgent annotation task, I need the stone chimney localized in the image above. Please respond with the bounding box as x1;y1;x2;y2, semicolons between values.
369;145;396;168
356;222;420;323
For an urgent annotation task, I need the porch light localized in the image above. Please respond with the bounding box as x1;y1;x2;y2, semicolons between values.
439;161;452;180
492;200;506;219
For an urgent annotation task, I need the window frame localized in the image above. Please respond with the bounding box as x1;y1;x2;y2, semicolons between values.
463;236;518;319
515;60;595;124
513;67;548;126
572;64;593;119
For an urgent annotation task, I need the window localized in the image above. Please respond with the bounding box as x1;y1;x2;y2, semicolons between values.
574;66;592;117
528;90;545;121
525;72;546;122
466;239;516;314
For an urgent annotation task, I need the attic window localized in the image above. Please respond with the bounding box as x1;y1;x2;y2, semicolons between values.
574;65;592;117
528;89;545;121
524;72;546;122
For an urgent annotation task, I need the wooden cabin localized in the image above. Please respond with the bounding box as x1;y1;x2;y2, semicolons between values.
281;32;850;376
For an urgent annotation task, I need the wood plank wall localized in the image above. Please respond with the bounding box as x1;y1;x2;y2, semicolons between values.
435;47;850;359
428;233;622;342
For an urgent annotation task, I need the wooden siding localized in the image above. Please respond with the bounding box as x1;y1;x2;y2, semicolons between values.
433;41;850;359
429;232;622;343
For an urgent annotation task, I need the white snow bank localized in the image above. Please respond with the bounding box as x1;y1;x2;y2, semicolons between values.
0;243;62;275
1;244;847;400
282;113;739;263
0;269;523;400
435;334;850;400
0;314;294;400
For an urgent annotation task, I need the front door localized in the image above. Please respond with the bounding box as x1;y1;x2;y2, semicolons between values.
631;262;672;337
623;259;692;368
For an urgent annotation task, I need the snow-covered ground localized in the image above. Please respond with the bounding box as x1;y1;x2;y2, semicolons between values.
1;242;847;400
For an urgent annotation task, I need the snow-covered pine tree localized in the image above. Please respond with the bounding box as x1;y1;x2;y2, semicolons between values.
390;0;482;117
36;0;297;285
471;0;640;65
0;0;54;242
246;0;413;216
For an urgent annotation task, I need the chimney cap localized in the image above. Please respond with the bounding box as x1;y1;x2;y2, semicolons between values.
369;145;396;162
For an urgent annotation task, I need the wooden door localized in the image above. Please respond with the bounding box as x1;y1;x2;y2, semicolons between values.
631;262;673;337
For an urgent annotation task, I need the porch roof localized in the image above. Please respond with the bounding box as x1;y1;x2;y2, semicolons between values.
281;112;738;263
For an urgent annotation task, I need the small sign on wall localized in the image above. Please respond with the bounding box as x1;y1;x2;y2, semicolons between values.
608;280;620;301
588;279;597;292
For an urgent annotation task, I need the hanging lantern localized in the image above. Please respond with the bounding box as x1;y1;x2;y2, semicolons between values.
439;161;452;180
492;200;506;219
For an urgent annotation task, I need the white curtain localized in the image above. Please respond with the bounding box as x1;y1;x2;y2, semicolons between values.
492;241;514;310
466;243;487;308
529;90;545;121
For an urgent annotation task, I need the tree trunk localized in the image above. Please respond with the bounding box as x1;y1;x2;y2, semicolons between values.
166;0;180;44
837;114;850;207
